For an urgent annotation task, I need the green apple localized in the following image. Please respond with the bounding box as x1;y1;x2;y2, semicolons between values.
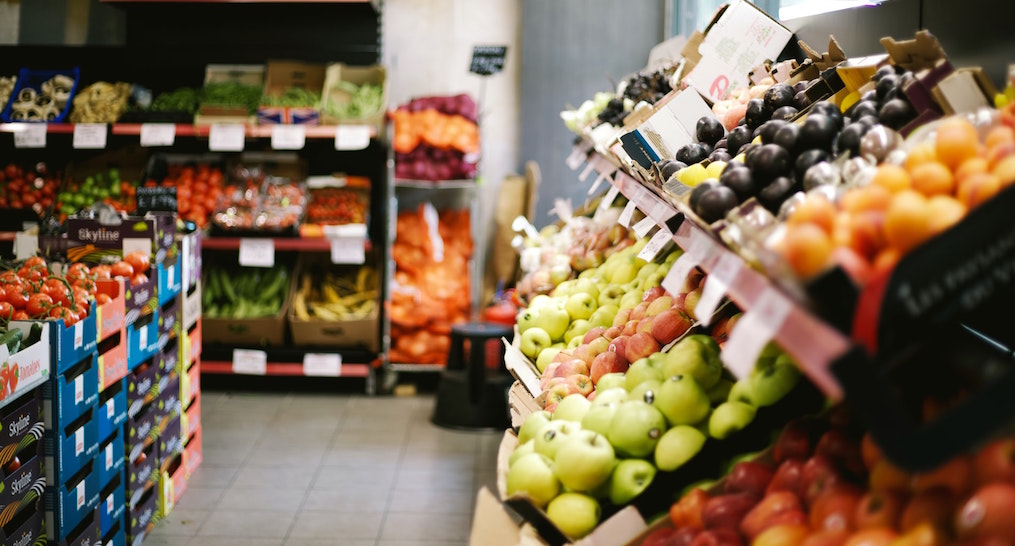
607;400;667;459
708;401;757;440
587;304;618;329
519;327;553;360
706;378;735;405
534;420;581;460
554;429;616;492
572;278;601;301
565;292;598;321
509;439;536;467
610;260;640;285
564;319;591;344
654;374;711;427
636;263;659;280
597;285;625;308
609;458;657;505
654;425;707;471
664;248;683;265
528;294;553;310
619;289;644;310
660;335;723;389
567;336;583;349
590;387;628;407
535;347;563;373
552;394;592;423
627;379;662;404
577;268;597;280
506;453;561;508
549;263;572;286
643;271;666;289
546;492;600;539
727;378;756;405
625;358;664;391
517;410;551;444
581;403;618;436
553;279;577;298
517;308;539;334
750;359;800;407
536;304;571;342
595;373;627;392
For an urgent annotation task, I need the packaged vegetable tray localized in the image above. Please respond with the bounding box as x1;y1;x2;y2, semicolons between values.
0;67;79;123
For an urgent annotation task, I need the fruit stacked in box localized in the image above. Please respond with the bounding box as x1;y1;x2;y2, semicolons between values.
391;94;480;181
389;204;472;365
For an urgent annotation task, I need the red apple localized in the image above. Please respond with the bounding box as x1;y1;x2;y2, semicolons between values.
801;530;850;546
740;490;804;540
710;313;742;346
955;482;1015;541
891;522;946;546
801;455;845;507
768;459;805;496
642;286;666;302
810;486;863;532
564;374;594;397
868;460;912;493
854;491;904;530
625;332;661;363
689;528;744;546
670;488;709;530
572;345;595;367
685;288;703;319
860;433;882;472
613;308;632;327
912;455;973;497
900;488;956;535
590;351;629;384
725;461;774;497
609;335;630;358
673;527;703;546
842;527;898;546
702;492;758;531
552;358;590;379
603;325;623;340
631;302;652;322
622;319;639;336
642;527;682;546
583;327;607;345
774;420;813;464
672;293;687;310
637;317;655;335
816;429;865;479
975;438;1015;487
651;309;693;345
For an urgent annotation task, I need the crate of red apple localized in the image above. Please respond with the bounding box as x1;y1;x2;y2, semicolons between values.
391;94;480;181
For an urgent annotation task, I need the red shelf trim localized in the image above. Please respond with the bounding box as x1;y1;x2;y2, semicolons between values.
201;360;373;377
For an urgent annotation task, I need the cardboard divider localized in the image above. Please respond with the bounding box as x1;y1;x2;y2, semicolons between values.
183;426;201;479
182;393;200;441
181;359;200;411
158;451;187;518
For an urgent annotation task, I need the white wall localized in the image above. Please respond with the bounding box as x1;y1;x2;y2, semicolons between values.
0;1;18;44
382;0;522;273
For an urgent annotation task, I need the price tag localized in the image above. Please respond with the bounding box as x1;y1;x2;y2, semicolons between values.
13;124;46;148
303;353;342;377
551;199;573;222
578;161;596;183
167;263;176;287
662;252;699;296
696;253;742;326
14;232;38;260
77;481;85;509
565;145;589;170
73;123;107;149
592;185;621;223
208;123;246;152
617;201;637;228
75;426;84;456
139;322;148;350
107;493;114;513
140;123;176;147
105;442;114;470
238;238;275;267
633;216;656;239
74;374;84;404
651;200;676;222
271;124;306;150
335;125;371;150
330;237;365;264
122;238;152;260
721;288;793;379
232;349;267;375
638;226;672;262
107;398;115;419
74;321;83;349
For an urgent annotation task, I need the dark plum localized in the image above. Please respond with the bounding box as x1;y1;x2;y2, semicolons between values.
758;119;788;145
771;106;799;121
745;98;772;129
878;98;915;131
715;138;728;150
726;126;754;156
689;179;719;211
695;185;740;224
794;148;831;180
835;122;867;157
809;102;844;129
798;114;837;152
719;165;756;201
873;65;897;82
876;75;899;101
708;149;732;163
758;176;797;213
696;116;726;147
861;90;878;103
794;90;811;110
848;100;879;121
793;81;810;94
659;159;683;181
675;143;709;165
773;123;800;153
748;144;791;184
764;84;796;111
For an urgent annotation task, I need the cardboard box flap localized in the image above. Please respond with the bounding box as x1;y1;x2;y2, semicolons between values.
880;30;947;72
471;487;524;546
932;67;1000;115
798;36;848;71
263;60;325;97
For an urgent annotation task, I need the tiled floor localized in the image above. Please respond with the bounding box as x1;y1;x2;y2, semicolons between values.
145;391;502;546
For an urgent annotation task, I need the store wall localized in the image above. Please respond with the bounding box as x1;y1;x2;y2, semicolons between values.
0;1;17;44
519;0;665;227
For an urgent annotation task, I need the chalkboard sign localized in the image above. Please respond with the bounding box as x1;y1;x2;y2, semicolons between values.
470;45;508;76
136;186;178;215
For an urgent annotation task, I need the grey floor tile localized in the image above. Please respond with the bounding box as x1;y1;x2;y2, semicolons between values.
288;511;384;540
186;464;239;489
376;542;468;546
287;541;374;546
138;534;192;546
201;445;256;467
244;443;328;467
333;429;409;449
394;468;475;491
396;452;477;474
314;464;398;490
197;509;296;538
151;508;209;536
230;463;317;490
303;487;390;512
188;539;282;546
217;487;306;511
387;488;476;514
321;445;402;467
172;486;225;510
380;513;472;542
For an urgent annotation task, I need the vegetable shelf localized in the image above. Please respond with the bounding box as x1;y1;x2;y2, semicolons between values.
1;122;377;144
201;236;372;253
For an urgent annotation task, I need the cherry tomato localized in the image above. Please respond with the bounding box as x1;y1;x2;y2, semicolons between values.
91;265;112;280
5;287;28;311
0;272;18;286
71;287;89;307
130;272;149;287
26;293;53;318
17;266;45;283
48;306;76;326
110;261;134;278
11;311;28;321
42;279;71;307
95;293;112;305
66;263;91;282
23;257;45;269
123;251;151;275
0;302;13;321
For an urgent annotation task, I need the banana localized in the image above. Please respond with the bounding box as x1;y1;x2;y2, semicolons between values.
293;292;311;320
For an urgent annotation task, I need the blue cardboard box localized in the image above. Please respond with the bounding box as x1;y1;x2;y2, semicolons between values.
97;427;124;491
44;460;99;542
12;303;97;376
44;355;99;431
99;470;124;537
97;378;127;443
126;314;159;371
44;408;99;488
157;257;182;307
102;518;125;546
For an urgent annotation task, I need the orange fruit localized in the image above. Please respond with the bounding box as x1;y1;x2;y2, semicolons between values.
782;223;834;279
985;125;1015;150
840;184;892;213
926;195;967;234
873;247;901;275
905;141;938;171
871;164;913;193
957;172;1001;208
884;190;934;253
787;194;837;233
954;156;989;184
935;117;980;170
909;161;955;197
993;155;1015;187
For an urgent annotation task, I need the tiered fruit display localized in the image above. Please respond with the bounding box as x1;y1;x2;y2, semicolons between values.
391;94;480;181
60;167;136;217
0;163;60;214
644;410;1015;546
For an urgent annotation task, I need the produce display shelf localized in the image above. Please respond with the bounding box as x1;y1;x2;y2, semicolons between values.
583;149;851;399
0;123;378;141
202;360;372;377
393;179;477;190
388;362;444;373
201;236;372;253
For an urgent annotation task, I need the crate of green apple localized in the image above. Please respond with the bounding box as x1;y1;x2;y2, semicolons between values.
640;406;1015;546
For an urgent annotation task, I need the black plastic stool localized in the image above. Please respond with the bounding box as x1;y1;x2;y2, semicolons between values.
432;322;514;431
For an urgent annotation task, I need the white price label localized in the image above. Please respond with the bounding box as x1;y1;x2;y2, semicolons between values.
75;426;85;456
565;144;589;170
106;442;114;469
638;227;672;262
107;494;114;513
551;199;573;222
238;238;275;267
578;161;596;183
13;124;46;148
302;353;342;377
592;185;621;223
683;225;713;259
651;201;676;222
696;253;743;326
139;321;148;350
122;238;152;260
721;289;793;379
633;216;656;239
73;123;107;149
617;201;637;228
168;263;176;287
587;169;611;196
14;232;38;260
140;123;176;147
77;481;86;509
73;321;83;349
232;349;267;375
330;237;365;264
271;124;306;150
662;252;699;297
74;374;84;404
208;123;246;152
107;398;115;419
335;125;371;150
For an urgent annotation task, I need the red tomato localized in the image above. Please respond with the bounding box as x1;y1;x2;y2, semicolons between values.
95;293;112;305
49;306;76;326
42;278;71;306
17;266;45;283
26;293;53;317
110;261;134;278
0;302;13;321
23;257;45;269
0;272;18;286
66;263;90;281
71;287;89;307
123;251;150;275
5;287;28;311
130;272;149;287
91;265;112;280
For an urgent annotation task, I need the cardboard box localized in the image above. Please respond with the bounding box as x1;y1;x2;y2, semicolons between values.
180;320;202;369
97;378;127;444
44;355;99;433
257;60;326;126
288;256;379;351
155;372;181;425
156;256;182;307
126;314;159;371
125;441;157;504
180;360;200;411
125;401;156;464
63;214;177;267
197;64;265;123
102;519;125;546
157;297;180;355
626;89;716;164
12;305;96;376
932;67;999;115
95;279;126;344
158;414;182;464
97;428;124;494
0;389;41;447
125;484;157;546
99;470;124;538
320;63;387;132
126;363;158;425
97;330;128;392
183;427;202;479
0;326;50;407
181;393;200;441
180;280;201;333
0;441;42;510
158;336;180;377
1;501;44;546
44;407;99;489
684;0;794;103
45;460;99;542
158;452;187;518
177;231;202;296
